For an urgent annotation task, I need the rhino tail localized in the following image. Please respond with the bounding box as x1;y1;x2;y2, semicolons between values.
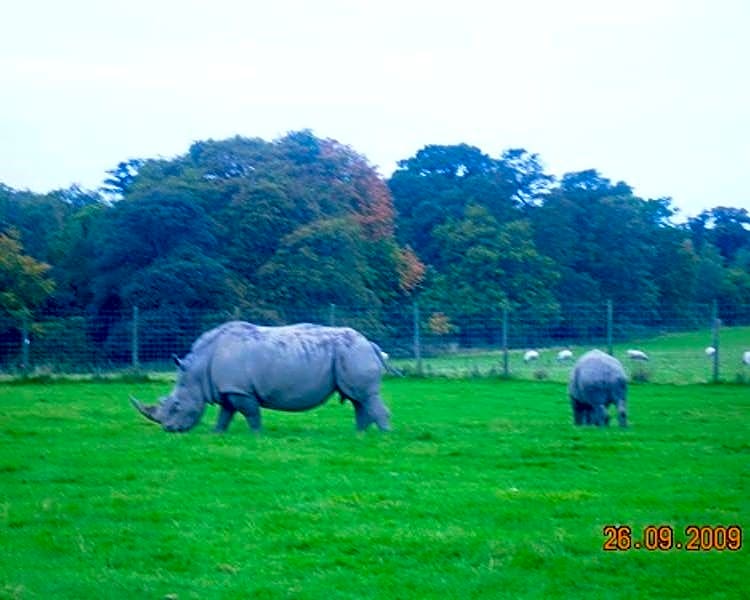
371;342;403;376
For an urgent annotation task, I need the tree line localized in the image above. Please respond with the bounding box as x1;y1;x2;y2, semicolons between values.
1;131;749;361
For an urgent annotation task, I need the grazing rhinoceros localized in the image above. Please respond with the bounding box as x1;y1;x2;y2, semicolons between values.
568;349;628;427
130;321;393;433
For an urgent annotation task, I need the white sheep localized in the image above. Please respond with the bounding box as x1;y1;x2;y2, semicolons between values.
626;349;649;361
523;350;540;363
705;346;716;357
742;351;750;366
557;349;573;361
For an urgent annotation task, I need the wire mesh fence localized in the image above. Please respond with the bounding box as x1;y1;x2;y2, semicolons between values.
1;301;749;384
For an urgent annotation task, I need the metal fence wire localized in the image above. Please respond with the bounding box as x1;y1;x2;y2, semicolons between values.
1;301;749;384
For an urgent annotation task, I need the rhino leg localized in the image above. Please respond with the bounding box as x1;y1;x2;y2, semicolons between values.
613;382;628;427
351;398;390;431
334;343;391;432
350;395;391;432
352;400;372;431
224;392;261;432
213;393;261;432
243;409;261;432
616;398;628;428
368;395;392;431
594;404;610;426
214;404;236;433
571;397;590;426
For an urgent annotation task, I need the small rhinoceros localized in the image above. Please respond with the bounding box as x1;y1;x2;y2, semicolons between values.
131;321;393;433
568;349;628;427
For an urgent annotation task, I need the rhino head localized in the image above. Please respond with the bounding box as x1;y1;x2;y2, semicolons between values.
130;355;207;432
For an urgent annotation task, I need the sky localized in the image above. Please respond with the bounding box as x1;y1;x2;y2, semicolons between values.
1;0;749;219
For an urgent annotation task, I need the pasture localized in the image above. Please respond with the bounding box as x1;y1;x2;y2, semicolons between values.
0;377;747;599
395;326;750;384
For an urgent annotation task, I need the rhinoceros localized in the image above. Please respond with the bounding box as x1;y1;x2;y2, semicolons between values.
568;349;628;427
130;321;393;433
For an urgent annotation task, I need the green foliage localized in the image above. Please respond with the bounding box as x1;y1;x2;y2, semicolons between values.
693;243;725;304
720;266;750;318
259;217;380;311
698;207;750;263
0;228;55;317
102;159;146;197
531;171;668;316
389;144;551;265
1;134;749;354
87;188;220;318
7;132;408;358
423;205;559;318
0;379;747;598
215;180;298;279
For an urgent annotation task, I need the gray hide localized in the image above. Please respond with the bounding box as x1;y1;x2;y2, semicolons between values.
131;321;392;433
568;349;628;427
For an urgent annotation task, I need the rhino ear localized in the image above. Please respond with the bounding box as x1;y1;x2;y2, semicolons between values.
172;354;186;370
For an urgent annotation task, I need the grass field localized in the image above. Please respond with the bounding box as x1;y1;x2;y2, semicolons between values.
394;326;750;384
0;376;747;599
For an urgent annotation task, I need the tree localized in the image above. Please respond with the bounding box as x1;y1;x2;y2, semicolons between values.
0;186;81;264
651;234;699;317
102;159;146;197
396;246;425;296
181;132;405;311
424;205;559;317
121;254;237;310
389;144;554;267
216;180;298;281
187;136;267;180
719;266;750;322
258;218;380;314
496;148;554;207
693;243;726;305
88;187;219;313
532;171;664;317
0;228;55;317
701;207;750;264
559;169;633;197
389;144;499;264
47;202;107;313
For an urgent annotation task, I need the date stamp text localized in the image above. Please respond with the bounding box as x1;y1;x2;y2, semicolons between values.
603;525;742;552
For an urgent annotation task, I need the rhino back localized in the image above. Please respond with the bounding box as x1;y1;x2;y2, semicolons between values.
190;321;258;356
209;325;351;411
570;350;627;404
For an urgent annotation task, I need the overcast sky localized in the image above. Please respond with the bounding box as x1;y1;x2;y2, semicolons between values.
1;0;748;218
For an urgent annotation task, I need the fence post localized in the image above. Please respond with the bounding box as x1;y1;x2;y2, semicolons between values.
502;306;509;377
711;300;720;383
131;305;140;369
21;317;30;373
413;301;422;375
329;303;336;326
606;299;613;355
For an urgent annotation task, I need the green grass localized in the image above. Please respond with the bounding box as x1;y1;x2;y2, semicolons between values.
0;378;748;599
394;326;750;384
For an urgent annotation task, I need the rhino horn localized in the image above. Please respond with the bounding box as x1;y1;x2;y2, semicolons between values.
130;395;161;423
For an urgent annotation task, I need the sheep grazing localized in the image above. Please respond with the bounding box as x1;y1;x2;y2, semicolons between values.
626;349;649;361
523;350;540;363
705;346;716;357
742;351;750;366
557;349;573;361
